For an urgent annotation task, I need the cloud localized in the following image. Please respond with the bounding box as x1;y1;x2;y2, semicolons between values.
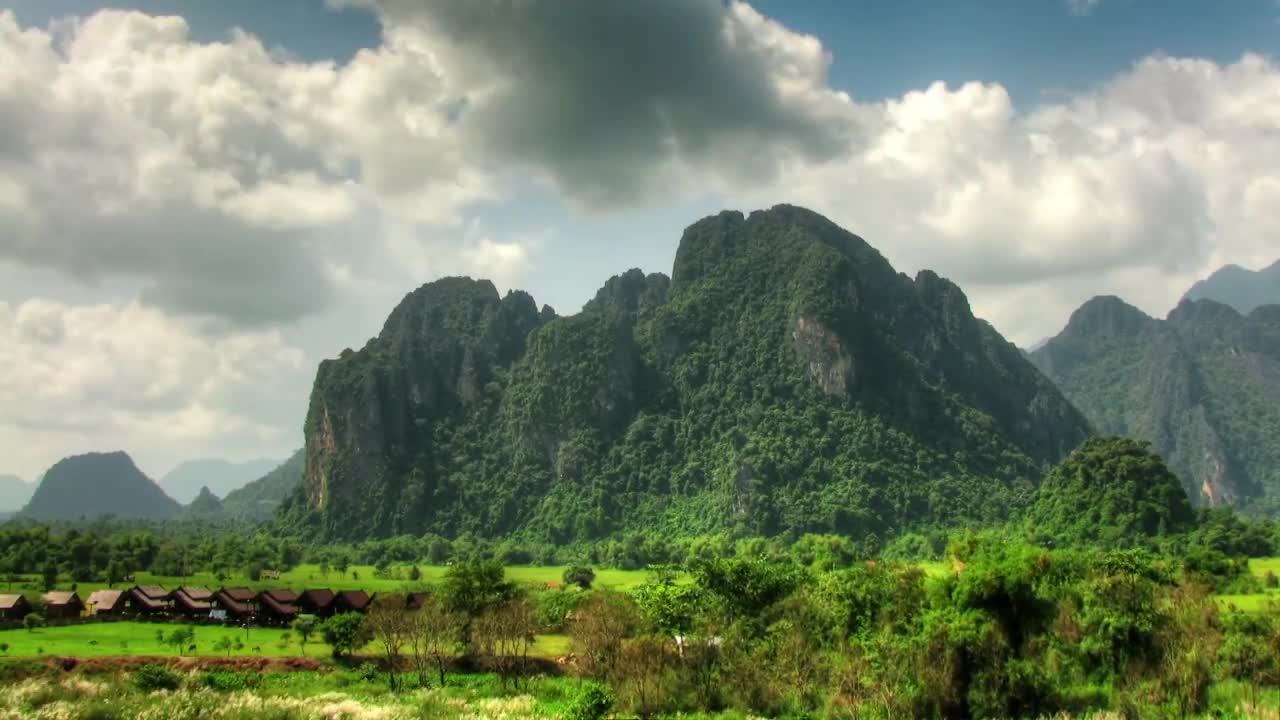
344;0;855;207
736;54;1280;344
0;298;307;476
1066;0;1103;16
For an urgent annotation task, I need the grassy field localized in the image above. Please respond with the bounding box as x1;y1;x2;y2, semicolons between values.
0;621;574;660
1;563;655;598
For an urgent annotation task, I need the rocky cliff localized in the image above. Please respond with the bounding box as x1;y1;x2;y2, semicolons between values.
1030;296;1280;510
289;205;1093;541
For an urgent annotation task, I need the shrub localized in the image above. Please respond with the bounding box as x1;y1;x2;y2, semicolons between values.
1265;570;1278;589
200;670;261;692
565;681;615;720
23;612;44;632
564;565;597;590
133;664;181;692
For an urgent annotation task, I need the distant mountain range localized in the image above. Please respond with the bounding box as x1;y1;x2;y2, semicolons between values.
0;474;33;513
1030;295;1280;510
221;450;304;522
1181;259;1280;315
20;451;182;521
160;457;282;504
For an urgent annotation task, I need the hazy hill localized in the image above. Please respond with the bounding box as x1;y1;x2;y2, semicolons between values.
1181;260;1280;315
286;205;1091;542
183;485;225;517
160;458;281;504
222;450;304;522
0;474;33;512
1030;296;1280;510
20;451;182;521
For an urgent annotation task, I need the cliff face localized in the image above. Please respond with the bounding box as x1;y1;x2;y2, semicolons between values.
292;205;1092;541
1030;296;1280;509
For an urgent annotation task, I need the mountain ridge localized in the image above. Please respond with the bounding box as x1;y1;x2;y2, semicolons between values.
1180;259;1280;315
20;451;182;521
287;205;1092;542
160;457;282;504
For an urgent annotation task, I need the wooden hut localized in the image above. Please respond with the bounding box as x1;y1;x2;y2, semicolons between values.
213;587;256;622
0;594;31;620
172;586;214;618
298;589;336;617
333;590;372;613
257;589;299;625
128;586;170;616
42;591;84;619
86;589;128;616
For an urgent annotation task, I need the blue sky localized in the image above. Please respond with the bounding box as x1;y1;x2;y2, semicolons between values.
2;0;1279;477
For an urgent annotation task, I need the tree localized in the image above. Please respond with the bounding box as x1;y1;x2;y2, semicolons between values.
441;560;517;643
563;565;596;590
23;613;44;632
41;562;58;592
473;597;537;688
166;627;195;656
409;565;422;582
292;614;319;655
571;591;638;679
407;595;461;688
365;595;414;690
104;559;127;589
321;612;368;658
213;636;233;657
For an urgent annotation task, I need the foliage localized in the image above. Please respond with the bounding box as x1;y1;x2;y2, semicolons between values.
132;664;181;692
563;565;595;590
319;612;368;658
1026;437;1196;549
565;682;614;720
22;613;43;632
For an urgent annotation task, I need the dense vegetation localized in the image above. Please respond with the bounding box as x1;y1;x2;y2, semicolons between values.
220;450;304;522
1031;295;1280;512
20;452;181;522
291;205;1091;543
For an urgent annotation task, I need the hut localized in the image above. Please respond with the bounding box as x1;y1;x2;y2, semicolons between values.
0;594;31;620
42;591;84;619
298;589;336;617
257;589;299;625
333;590;372;613
128;586;170;616
172;587;214;618
213;587;256;622
86;589;128;616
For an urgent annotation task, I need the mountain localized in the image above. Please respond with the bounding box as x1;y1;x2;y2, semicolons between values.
1181;259;1280;315
1026;437;1196;548
184;486;225;517
1029;296;1280;510
287;205;1092;542
0;474;33;512
222;450;304;522
20;451;182;521
160;458;281;504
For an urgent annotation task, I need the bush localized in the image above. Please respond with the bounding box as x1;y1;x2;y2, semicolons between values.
200;670;261;692
565;681;615;720
564;565;597;590
1265;570;1278;589
23;612;44;632
133;664;181;692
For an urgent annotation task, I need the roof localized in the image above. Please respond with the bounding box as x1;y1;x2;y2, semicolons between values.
260;589;298;604
259;593;299;616
86;589;126;608
219;587;256;602
0;594;28;610
177;586;213;601
129;588;166;610
214;588;254;614
42;591;81;606
336;590;371;609
173;592;212;611
299;589;335;608
133;586;170;600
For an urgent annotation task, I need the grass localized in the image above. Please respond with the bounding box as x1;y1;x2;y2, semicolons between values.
0;621;575;660
2;563;654;598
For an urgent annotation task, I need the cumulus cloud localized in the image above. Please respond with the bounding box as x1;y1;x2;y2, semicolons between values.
0;299;307;476
343;0;855;207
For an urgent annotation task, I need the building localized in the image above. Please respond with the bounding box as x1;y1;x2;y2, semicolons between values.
85;589;128;616
257;589;299;625
128;586;170;615
298;589;336;617
172;587;214;617
214;587;256;622
0;594;31;620
333;590;372;613
42;591;84;619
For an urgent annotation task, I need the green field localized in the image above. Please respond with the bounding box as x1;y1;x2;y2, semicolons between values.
2;563;654;598
0;621;573;660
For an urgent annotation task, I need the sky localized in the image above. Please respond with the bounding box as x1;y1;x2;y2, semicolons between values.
1;0;1279;482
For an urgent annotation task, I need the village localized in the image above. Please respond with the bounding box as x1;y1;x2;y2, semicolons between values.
0;584;403;628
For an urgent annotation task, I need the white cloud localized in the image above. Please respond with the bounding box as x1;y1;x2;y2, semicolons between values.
0;299;306;477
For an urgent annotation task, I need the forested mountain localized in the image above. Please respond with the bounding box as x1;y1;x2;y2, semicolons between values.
286;205;1092;542
184;486;225;517
1029;296;1280;510
20;451;182;521
160;457;281;504
222;450;304;521
1181;259;1280;315
0;474;32;512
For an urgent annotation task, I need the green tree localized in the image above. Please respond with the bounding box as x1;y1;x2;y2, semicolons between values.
166;627;195;656
23;613;44;632
41;562;58;591
292;614;319;655
321;612;368;658
441;560;517;642
563;565;596;590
